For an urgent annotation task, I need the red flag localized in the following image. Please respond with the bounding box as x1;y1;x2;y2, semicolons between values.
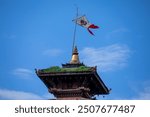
73;16;99;35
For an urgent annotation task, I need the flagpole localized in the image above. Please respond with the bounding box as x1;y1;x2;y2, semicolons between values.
72;7;78;54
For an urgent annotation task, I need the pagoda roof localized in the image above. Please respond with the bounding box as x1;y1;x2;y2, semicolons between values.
36;66;110;95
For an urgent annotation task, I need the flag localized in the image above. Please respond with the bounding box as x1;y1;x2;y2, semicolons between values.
73;16;99;35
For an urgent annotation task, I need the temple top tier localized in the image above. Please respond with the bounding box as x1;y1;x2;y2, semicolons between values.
36;45;110;99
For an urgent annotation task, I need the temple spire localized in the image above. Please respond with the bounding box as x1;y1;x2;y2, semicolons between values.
70;46;80;64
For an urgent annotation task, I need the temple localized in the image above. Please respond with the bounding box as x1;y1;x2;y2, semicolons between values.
36;46;109;100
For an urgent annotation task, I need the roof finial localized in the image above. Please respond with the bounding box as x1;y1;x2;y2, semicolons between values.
70;46;80;64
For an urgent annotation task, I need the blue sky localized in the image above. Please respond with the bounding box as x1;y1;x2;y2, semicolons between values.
0;0;150;99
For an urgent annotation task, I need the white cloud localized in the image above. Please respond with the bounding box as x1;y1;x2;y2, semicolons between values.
130;80;150;100
42;93;55;99
132;84;150;100
80;44;130;72
12;68;33;79
0;89;55;100
0;89;43;100
43;49;62;57
134;86;150;100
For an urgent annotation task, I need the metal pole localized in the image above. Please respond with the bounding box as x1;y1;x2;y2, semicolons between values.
72;7;78;54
